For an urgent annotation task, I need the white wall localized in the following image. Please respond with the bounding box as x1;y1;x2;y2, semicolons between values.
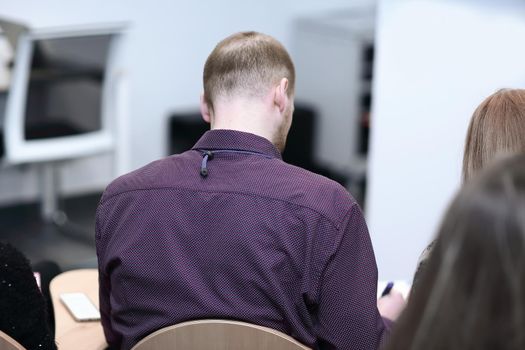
367;0;525;280
292;19;364;173
0;0;371;206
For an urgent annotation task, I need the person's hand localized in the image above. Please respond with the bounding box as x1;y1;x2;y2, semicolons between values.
377;290;406;321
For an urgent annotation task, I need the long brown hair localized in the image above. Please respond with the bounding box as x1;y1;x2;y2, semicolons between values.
463;89;525;182
386;154;525;350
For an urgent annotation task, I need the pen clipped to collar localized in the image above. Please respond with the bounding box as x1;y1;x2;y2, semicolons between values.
197;149;274;178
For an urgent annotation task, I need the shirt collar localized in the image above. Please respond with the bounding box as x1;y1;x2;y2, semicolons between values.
192;129;282;160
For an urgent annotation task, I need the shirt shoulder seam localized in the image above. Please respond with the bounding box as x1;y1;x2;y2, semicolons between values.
100;186;352;229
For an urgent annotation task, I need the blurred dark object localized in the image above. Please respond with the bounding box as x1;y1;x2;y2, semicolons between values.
362;44;374;80
0;242;56;350
359;44;374;156
0;92;5;157
359;93;371;155
169;105;348;187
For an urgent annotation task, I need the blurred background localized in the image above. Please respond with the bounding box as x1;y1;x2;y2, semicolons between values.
0;0;524;281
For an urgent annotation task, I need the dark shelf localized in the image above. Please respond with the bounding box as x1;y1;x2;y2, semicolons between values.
29;68;104;83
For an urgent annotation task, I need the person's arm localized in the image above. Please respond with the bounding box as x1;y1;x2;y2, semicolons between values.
98;269;122;349
96;203;122;349
314;204;392;349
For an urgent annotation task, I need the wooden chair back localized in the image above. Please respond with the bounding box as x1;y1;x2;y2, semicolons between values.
131;319;311;350
0;332;25;350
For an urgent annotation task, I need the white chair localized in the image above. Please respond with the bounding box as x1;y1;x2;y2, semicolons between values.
131;319;312;350
0;18;123;221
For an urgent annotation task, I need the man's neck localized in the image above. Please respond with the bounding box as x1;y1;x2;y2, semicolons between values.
210;98;279;147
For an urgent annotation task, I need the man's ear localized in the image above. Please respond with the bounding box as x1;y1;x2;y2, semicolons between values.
273;78;289;113
200;93;212;124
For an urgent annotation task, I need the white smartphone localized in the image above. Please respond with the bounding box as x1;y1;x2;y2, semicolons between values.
60;292;101;322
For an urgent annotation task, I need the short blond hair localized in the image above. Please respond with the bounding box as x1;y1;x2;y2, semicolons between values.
203;31;295;111
463;89;525;181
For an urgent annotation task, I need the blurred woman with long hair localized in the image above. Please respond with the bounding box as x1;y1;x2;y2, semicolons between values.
388;153;525;350
463;88;525;181
414;88;525;284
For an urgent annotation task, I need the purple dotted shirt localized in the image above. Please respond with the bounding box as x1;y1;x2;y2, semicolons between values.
96;130;390;349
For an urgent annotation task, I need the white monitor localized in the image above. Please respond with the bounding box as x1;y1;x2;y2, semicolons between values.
3;26;122;164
